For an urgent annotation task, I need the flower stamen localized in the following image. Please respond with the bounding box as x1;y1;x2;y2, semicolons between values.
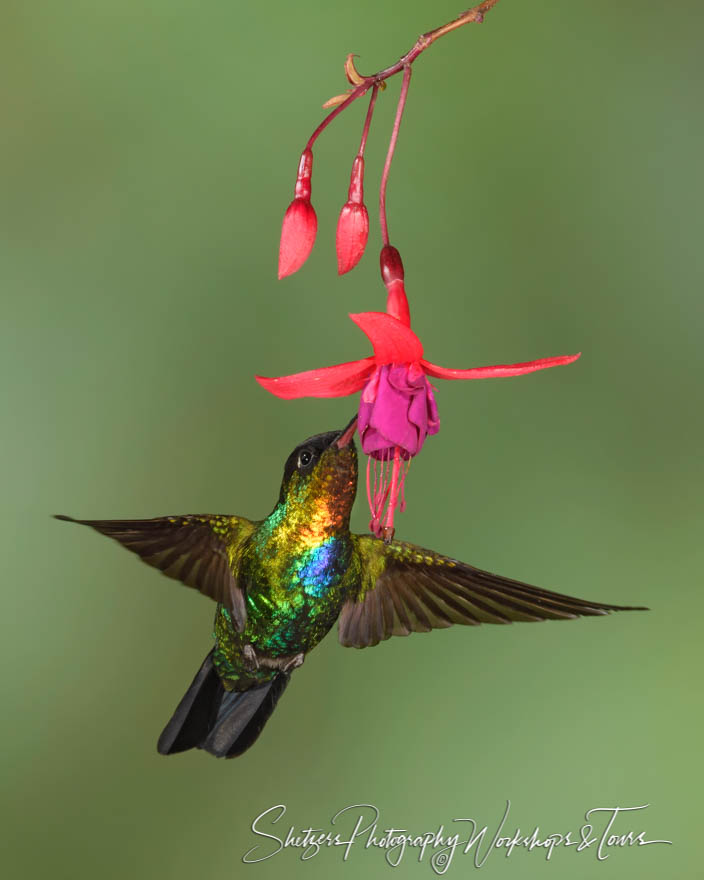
365;446;412;542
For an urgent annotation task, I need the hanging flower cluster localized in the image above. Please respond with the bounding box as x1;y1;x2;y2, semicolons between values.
277;79;379;281
260;0;580;541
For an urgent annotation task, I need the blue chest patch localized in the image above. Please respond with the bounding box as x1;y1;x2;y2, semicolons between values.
298;538;342;598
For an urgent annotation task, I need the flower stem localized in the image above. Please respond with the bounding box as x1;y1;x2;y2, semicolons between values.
357;86;379;157
379;65;412;248
306;85;369;150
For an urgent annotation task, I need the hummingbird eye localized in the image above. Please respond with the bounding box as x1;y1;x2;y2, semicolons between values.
297;449;315;469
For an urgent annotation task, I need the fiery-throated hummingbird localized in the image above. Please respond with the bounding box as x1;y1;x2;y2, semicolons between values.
56;419;646;758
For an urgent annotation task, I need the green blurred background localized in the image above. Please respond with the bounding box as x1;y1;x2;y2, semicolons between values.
2;1;702;877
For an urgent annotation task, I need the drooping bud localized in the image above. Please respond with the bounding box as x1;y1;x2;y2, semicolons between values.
336;156;369;275
278;149;317;280
380;245;410;326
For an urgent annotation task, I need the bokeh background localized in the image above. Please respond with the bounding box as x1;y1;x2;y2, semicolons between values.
2;1;702;877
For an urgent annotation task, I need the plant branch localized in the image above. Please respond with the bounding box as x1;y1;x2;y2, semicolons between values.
321;0;500;111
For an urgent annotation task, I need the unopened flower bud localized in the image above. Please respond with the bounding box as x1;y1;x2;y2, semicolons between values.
278;149;317;279
336;156;369;275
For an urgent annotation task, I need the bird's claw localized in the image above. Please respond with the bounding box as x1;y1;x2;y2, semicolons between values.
242;643;259;670
282;653;305;673
243;648;304;673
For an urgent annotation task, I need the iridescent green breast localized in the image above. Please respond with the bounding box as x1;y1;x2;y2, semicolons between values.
212;529;358;689
245;531;353;652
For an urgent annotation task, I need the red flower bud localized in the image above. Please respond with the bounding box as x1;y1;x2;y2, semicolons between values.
278;149;317;280
336;205;369;276
336;156;369;275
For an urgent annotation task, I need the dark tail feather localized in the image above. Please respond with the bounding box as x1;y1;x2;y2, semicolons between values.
157;651;222;755
199;672;291;758
157;651;291;759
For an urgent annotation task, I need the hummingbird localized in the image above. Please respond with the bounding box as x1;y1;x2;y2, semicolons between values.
56;418;647;759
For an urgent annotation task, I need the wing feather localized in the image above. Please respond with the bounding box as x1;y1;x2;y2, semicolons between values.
339;535;648;648
55;514;256;630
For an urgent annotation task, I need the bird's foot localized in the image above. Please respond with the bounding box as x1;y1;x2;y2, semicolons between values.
245;650;304;673
282;652;305;673
242;643;259;670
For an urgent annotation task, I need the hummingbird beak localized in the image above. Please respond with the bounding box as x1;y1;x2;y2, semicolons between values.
335;414;357;449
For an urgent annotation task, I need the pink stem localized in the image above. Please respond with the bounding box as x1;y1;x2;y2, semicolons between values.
379;65;412;247
358;86;379;157
306;83;369;151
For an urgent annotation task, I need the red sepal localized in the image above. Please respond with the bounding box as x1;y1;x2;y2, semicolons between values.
349;312;424;364
421;352;581;380
255;357;375;400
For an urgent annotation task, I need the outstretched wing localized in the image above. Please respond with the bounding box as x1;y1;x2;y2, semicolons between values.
339;535;647;648
55;514;257;630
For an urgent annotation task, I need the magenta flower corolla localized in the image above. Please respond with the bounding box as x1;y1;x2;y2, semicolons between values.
358;362;439;459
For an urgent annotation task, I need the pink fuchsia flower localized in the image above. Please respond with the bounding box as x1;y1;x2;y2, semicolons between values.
278;149;317;280
256;309;580;541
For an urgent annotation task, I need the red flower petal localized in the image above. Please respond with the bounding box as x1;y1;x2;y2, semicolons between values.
255;357;375;400
421;352;581;380
349;312;424;364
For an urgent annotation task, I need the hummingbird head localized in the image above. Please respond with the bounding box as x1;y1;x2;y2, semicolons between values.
277;417;358;529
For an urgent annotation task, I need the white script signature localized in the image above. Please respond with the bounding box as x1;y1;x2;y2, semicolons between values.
242;802;672;873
